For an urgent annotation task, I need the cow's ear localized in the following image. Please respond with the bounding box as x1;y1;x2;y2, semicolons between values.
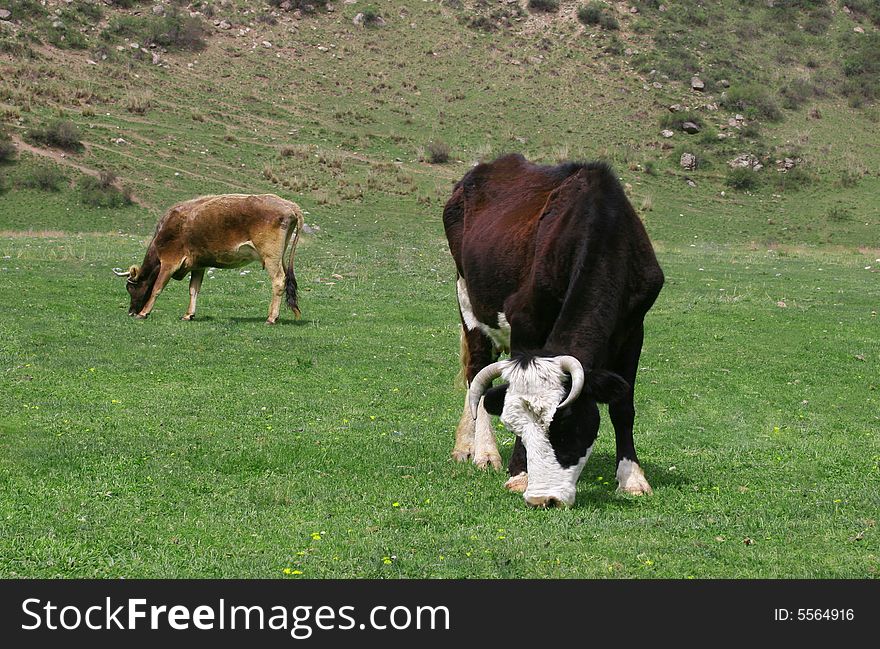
482;384;508;416
587;370;630;404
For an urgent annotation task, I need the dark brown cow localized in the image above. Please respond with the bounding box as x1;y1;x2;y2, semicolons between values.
443;154;664;507
115;194;305;323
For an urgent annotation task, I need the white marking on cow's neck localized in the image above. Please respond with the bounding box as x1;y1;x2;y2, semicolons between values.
521;443;592;507
456;277;510;352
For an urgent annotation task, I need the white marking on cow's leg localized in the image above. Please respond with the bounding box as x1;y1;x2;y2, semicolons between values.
473;396;501;470
616;458;653;495
504;472;529;493
452;392;475;463
456;276;479;331
182;268;205;320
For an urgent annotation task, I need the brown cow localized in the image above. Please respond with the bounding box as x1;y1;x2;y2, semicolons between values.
114;194;305;323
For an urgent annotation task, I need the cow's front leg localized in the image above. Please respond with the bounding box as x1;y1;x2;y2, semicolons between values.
182;268;205;320
135;263;176;319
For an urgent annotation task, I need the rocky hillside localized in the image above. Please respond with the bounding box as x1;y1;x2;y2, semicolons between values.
0;0;877;246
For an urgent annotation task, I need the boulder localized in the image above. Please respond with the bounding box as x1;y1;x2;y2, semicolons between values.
680;153;697;170
691;76;705;91
682;121;701;134
729;153;761;170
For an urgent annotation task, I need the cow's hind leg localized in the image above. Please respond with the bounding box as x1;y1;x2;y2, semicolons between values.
182;268;205;320
264;258;286;325
609;324;652;495
453;327;502;470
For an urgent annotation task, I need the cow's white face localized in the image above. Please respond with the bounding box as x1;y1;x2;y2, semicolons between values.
496;358;593;507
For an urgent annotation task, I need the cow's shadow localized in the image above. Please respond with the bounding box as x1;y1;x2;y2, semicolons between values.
497;447;689;509
226;316;311;326
574;451;690;508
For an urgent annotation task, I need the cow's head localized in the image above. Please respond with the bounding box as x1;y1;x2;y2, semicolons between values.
113;264;155;316
469;355;628;508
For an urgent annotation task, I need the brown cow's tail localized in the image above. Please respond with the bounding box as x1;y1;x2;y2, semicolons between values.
284;204;305;319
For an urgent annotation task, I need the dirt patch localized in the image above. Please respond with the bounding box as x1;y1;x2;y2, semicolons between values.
0;229;68;239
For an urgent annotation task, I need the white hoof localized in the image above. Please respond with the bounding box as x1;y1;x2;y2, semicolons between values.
474;451;502;471
451;448;472;463
504;472;529;493
616;459;653;495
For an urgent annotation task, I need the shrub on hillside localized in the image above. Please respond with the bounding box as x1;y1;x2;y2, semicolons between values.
659;111;703;131
25;120;83;152
578;3;618;30
20;165;67;191
725;167;761;191
426;141;451;164
46;20;89;50
79;171;133;208
267;0;329;12
845;0;880;26
779;78;815;110
103;10;206;51
720;84;783;122
578;3;602;24
841;33;880;103
361;5;383;26
125;92;153;115
774;167;817;192
2;0;47;19
528;0;559;12
0;132;16;163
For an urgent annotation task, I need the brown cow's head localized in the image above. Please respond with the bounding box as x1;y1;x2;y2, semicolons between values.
114;263;157;316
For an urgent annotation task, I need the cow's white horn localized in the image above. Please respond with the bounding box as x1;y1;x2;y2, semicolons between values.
556;355;585;410
112;267;131;277
467;361;506;419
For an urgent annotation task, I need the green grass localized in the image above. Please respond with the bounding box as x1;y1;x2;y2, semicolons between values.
0;0;878;579
0;194;877;578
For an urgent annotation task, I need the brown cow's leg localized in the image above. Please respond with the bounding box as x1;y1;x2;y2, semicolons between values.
265;259;285;324
135;263;176;319
182;268;205;321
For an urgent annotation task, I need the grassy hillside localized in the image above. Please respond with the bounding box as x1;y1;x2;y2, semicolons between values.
1;0;878;245
0;1;877;578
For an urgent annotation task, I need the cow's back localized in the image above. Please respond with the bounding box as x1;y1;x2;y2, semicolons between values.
444;155;582;316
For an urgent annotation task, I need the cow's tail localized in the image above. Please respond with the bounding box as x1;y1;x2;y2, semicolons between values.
455;326;469;389
284;204;305;319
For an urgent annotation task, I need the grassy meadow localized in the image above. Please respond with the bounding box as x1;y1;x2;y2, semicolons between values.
0;1;878;578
